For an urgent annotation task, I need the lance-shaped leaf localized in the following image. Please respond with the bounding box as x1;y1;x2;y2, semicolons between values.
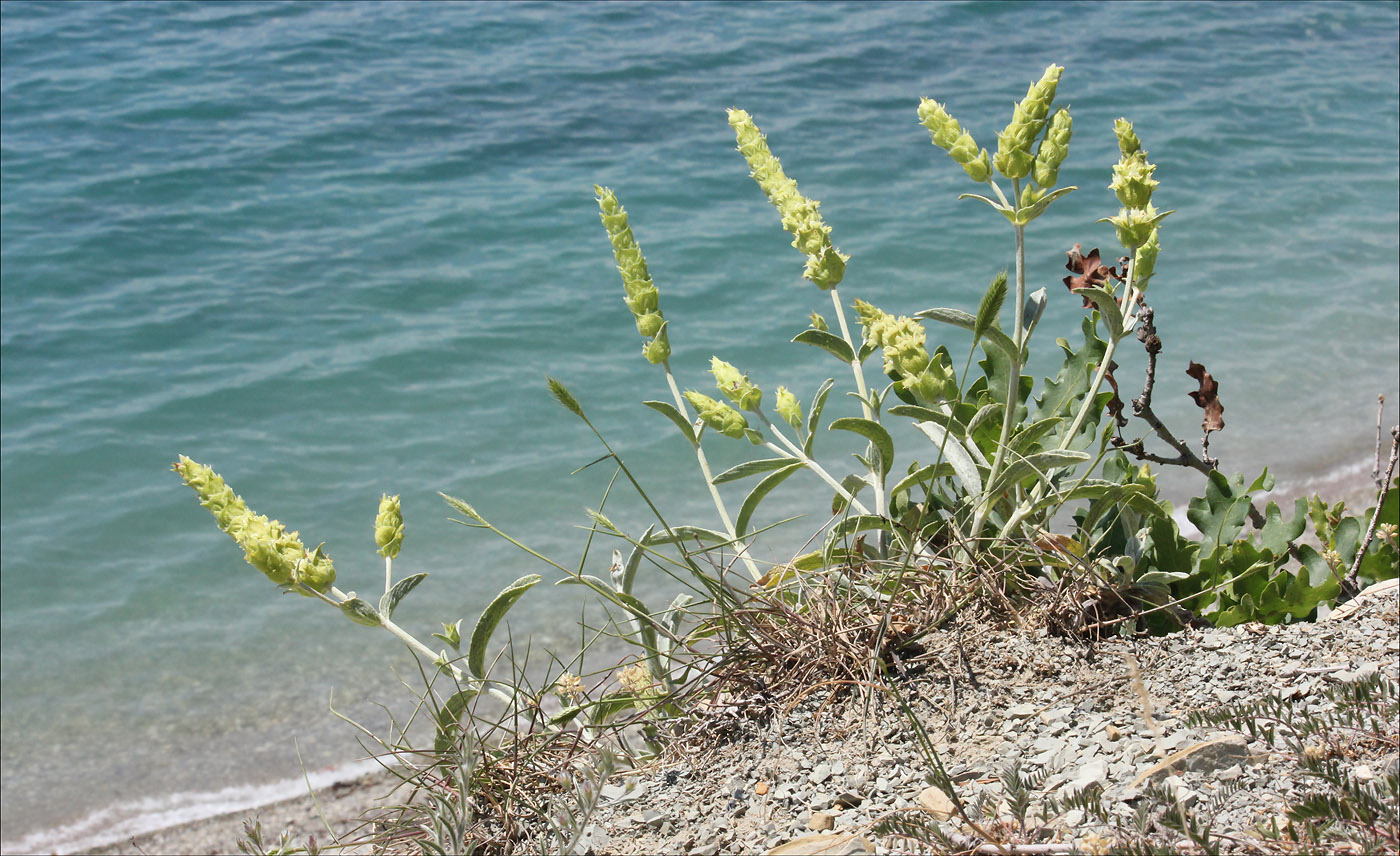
804;378;835;456
434;686;481;755
643;400;696;444
829;417;895;478
712;457;801;484
887;404;964;435
1022;288;1048;343
1074;286;1125;341
468;574;542;679
379;572;428;619
792;329;856;364
642;525;735;547
914;420;982;498
736;461;806;536
889;462;957;499
915;307;1019;364
620;524;654;597
1009;186;1076;225
984;449;1089;500
339;596;382;628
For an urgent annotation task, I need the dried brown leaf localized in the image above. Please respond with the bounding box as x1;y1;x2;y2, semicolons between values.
1186;361;1224;433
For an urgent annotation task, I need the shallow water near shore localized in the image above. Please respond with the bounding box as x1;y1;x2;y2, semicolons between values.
2;1;1397;850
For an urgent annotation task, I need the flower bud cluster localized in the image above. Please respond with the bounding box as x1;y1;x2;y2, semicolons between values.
173;455;336;594
917;98;992;183
617;662;655;698
1100;119;1170;263
374;493;403;559
727;109;849;290
596;186;671;364
1032;108;1073;188
854;300;956;404
710;357;762;410
775;386;802;429
994;65;1063;181
683;390;751;440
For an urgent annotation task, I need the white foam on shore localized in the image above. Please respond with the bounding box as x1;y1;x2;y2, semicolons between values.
0;758;383;856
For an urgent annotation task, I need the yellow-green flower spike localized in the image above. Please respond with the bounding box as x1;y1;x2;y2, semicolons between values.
710;357;762;410
375;493;403;559
596;186;670;362
775;386;802;429
1114;118;1141;156
1133;228;1160;290
727;108;850;290
173;456;335;595
852;302;954;403
1032;108;1072;188
918;98;992;183
995;64;1063;181
683;390;751;439
1109;153;1159;209
809;312;829;333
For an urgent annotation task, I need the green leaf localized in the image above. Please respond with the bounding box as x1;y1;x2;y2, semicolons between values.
823;514;894;560
832;472;869;515
1258;498;1308;556
467;574;542;679
1005;417;1063;460
889;462;956;499
792;329;856;364
1022;288;1048;343
804;378;835;456
642;525;735;546
621;525;653;597
434;687;480;755
1010;186;1076;225
643;400;696;444
1033;316;1108;424
735;462;805;536
974;271;1008;343
829;417;896;478
1075;286;1125;341
984;449;1089;499
712;457;800;484
956;192;1011;214
339;596;382;628
379;572;428;619
1187;471;1256;556
887;404;966;437
915;307;976;331
914;420;982;497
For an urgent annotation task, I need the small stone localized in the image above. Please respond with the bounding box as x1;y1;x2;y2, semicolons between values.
810;763;833;785
755;781;770;795
1008;702;1037;718
808;810;836;832
917;786;957;820
1353;765;1375;782
834;791;863;808
1217;764;1243;781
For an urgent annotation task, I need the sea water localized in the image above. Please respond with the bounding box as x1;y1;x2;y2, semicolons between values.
2;1;1396;849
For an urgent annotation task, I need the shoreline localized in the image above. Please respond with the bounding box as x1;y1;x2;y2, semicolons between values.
13;455;1396;856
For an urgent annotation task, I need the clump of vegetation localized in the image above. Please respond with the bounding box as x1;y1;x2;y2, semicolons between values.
183;62;1398;854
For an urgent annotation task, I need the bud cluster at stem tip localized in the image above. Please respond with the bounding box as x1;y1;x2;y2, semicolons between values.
917;98;992;183
375;493;403;559
173;455;335;594
854;300;956;404
1100;118;1172;279
595;186;671;364
994;64;1063;181
727;108;849;290
710;357;762;411
683;390;756;443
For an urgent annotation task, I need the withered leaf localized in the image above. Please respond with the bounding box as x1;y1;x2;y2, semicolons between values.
1186;361;1224;434
1063;244;1125;308
1104;361;1127;428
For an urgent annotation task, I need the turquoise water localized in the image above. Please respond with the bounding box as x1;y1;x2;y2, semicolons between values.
2;1;1397;849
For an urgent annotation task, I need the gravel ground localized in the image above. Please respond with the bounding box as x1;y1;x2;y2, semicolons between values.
89;580;1397;856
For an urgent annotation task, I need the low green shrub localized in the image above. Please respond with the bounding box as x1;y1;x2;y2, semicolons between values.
175;61;1399;852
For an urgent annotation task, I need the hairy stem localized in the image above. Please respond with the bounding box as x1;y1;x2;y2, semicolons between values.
1347;426;1399;590
755;409;873;516
665;367;763;581
830;287;887;520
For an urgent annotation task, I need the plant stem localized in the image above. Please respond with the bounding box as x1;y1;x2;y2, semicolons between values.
973;180;1027;537
754;415;873;516
384;556;392;596
1059;260;1139;449
664;366;763;582
830;287;887;521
